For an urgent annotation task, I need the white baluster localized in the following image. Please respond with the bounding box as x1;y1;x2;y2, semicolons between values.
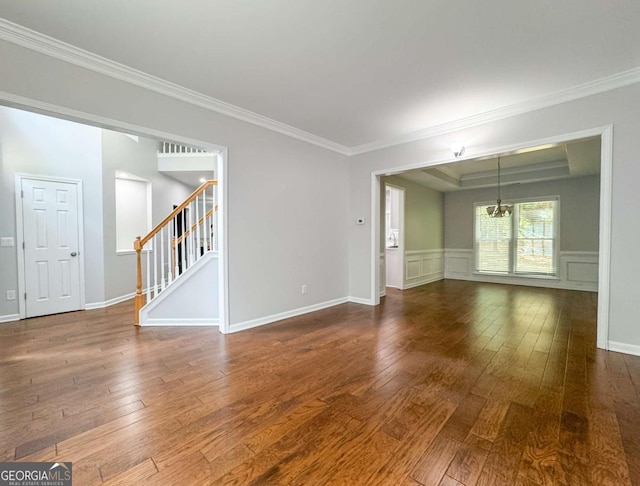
169;223;176;283
146;243;151;302
202;187;208;252
195;194;201;262
213;185;218;251
160;228;165;290
181;210;187;274
188;201;194;266
153;234;158;299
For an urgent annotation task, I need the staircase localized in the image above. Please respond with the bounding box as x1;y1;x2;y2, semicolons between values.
134;180;218;324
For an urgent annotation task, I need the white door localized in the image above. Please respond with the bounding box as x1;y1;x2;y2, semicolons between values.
22;178;82;317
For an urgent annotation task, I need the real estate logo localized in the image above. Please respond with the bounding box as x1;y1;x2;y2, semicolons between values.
0;462;72;486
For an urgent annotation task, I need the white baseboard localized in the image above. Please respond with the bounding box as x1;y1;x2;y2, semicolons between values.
608;341;640;357
85;291;135;310
403;273;444;290
348;296;375;305
0;313;20;323
140;318;219;327
230;297;349;333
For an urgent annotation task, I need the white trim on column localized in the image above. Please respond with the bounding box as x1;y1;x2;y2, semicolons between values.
217;150;230;334
370;175;381;306
597;125;613;350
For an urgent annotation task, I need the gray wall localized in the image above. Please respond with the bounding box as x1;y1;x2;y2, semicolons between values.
0;106;202;317
444;175;600;251
348;82;640;349
1;39;350;326
382;175;444;251
101;129;194;302
0;106;106;315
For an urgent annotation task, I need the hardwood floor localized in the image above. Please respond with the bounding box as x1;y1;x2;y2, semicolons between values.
1;280;639;485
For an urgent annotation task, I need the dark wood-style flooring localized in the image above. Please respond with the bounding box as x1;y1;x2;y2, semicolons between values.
1;280;639;485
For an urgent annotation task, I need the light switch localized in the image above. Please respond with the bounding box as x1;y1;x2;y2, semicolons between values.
0;237;14;247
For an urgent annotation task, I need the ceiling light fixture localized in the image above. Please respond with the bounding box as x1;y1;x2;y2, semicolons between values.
450;143;466;158
487;157;513;218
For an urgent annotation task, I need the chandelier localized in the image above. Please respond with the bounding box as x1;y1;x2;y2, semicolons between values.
487;157;513;218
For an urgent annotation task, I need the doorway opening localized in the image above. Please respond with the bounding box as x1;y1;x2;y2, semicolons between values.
2;102;229;332
370;126;612;350
383;184;405;290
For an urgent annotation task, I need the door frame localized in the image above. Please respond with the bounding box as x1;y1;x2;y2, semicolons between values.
15;174;87;319
383;182;406;289
370;125;613;350
2;92;230;333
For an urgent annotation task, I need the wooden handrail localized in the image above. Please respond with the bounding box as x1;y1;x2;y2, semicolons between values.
174;206;217;246
139;180;217;247
134;236;144;324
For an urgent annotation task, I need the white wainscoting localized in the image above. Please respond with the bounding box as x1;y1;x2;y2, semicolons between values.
444;249;598;291
403;250;445;289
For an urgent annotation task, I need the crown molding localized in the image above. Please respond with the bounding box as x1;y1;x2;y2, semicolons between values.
348;67;640;155
1;19;639;158
0;19;351;156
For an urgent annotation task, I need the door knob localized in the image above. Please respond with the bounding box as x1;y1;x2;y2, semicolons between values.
70;252;78;257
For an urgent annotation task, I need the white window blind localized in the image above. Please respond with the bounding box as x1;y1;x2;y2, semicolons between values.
475;205;512;273
475;198;558;276
515;200;556;275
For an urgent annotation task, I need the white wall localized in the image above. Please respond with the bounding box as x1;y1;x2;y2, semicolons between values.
0;39;350;326
349;82;640;352
140;252;219;326
0;106;105;316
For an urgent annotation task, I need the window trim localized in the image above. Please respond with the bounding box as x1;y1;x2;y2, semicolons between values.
473;195;560;277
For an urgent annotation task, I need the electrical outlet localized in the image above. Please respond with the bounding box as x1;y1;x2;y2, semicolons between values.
6;290;16;301
301;284;308;295
0;237;14;247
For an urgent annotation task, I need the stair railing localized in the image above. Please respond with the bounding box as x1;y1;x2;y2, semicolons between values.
134;180;218;324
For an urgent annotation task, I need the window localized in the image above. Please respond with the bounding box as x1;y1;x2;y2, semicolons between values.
475;198;558;276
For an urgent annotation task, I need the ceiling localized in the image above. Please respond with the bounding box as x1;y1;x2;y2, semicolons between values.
161;170;213;190
395;137;601;192
1;1;639;149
